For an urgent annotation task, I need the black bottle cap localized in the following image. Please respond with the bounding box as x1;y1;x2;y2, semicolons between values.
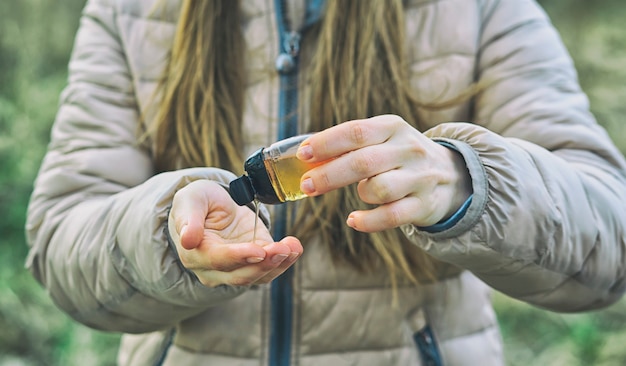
229;175;256;206
228;148;282;205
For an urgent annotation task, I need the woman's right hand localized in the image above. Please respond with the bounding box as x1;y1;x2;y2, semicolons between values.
168;180;303;288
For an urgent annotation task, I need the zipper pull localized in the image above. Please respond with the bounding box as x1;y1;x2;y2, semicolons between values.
275;31;301;75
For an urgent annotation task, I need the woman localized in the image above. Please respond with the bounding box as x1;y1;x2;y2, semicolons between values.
25;0;626;365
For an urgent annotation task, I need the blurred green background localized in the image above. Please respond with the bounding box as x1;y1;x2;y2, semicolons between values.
1;0;625;365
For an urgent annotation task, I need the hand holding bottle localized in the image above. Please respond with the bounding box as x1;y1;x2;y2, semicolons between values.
168;180;303;287
296;114;472;232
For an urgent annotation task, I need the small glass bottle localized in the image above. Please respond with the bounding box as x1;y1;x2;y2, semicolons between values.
229;134;322;205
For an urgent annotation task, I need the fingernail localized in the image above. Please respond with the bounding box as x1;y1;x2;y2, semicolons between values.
346;216;355;228
246;257;265;264
288;252;299;261
271;253;289;264
301;178;315;194
297;145;313;160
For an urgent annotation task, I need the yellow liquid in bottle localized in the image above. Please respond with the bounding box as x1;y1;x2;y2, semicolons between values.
264;155;323;202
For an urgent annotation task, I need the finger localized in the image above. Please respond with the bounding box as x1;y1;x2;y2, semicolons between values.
194;239;299;287
171;181;212;250
346;196;440;232
218;237;302;285
180;214;205;250
180;237;271;271
301;143;398;196
356;169;419;205
243;237;303;284
181;235;299;273
279;236;304;254
175;180;246;249
297;115;406;163
357;169;409;205
251;236;303;284
258;239;298;267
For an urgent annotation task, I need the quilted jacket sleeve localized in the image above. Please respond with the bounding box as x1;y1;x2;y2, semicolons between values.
403;0;626;312
24;0;248;333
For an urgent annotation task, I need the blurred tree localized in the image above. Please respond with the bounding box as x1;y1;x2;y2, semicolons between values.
0;1;121;365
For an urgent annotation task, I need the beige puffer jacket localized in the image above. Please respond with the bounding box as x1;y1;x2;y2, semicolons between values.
25;0;626;365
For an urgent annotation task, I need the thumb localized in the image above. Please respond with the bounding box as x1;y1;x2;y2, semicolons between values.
171;180;213;250
180;217;203;250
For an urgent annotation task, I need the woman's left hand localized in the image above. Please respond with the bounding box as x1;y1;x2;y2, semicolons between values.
297;114;472;232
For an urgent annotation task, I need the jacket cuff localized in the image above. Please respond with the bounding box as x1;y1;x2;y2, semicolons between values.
417;195;473;233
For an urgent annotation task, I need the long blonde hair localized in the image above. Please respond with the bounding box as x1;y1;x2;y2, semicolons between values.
150;0;466;287
151;0;245;173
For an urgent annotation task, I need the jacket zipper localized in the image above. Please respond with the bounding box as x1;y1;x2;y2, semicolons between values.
269;0;300;365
